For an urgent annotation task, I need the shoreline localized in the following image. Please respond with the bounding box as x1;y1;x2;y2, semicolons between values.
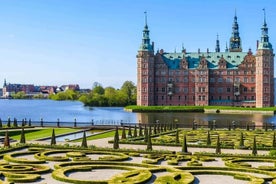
125;106;276;115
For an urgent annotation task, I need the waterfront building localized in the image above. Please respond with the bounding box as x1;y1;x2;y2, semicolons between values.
137;11;274;107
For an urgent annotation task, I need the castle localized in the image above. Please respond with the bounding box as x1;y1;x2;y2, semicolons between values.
137;11;274;107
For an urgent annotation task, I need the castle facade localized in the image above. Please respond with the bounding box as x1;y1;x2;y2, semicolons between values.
137;12;274;107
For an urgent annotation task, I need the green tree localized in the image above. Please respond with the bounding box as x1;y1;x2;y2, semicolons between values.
139;126;143;137
207;131;211;146
20;128;26;144
121;127;126;139
133;125;137;137
104;87;117;106
92;82;105;95
182;133;188;153
252;136;257;155
146;128;152;151
4;131;10;147
216;135;221;154
144;126;148;143
51;129;56;145
7;117;11;127
239;132;244;147
273;132;276;148
175;129;179;144
11;91;28;99
128;126;132;138
113;126;119;149
120;81;136;105
81;131;88;148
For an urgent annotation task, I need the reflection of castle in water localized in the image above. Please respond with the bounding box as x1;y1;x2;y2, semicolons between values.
136;112;272;128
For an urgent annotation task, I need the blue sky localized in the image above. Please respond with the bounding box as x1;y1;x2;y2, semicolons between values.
0;0;275;89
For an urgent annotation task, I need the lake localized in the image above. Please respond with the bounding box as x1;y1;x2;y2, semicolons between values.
0;99;275;128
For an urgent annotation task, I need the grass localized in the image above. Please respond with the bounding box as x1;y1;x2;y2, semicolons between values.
71;130;123;142
0;128;80;141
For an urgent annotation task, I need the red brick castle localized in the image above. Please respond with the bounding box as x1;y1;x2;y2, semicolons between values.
137;11;274;107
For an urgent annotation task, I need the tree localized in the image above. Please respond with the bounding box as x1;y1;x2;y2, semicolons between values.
7;117;11;127
92;82;105;95
146;128;152;151
207;131;211;146
139;126;143;137
128;126;132;138
20;128;26;144
239;132;244;147
113;126;119;149
144;126;148;143
252;136;257;155
51;129;56;145
215;135;221;154
182;134;188;153
121;126;126;139
81;131;88;148
273;132;276;148
13;118;18;127
4;131;10;147
28;119;32;127
120;81;136;105
104;87;117;106
175;129;179;144
133;125;137;137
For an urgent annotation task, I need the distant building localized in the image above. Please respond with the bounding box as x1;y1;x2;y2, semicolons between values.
2;79;35;98
59;84;80;92
137;11;274;107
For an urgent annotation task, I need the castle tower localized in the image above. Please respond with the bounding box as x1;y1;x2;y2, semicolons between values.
229;10;242;52
255;9;274;107
136;12;155;106
215;34;220;52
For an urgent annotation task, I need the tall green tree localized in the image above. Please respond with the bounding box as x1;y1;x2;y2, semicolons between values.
81;131;88;148
120;81;136;105
273;132;276;148
144;126;148;143
182;133;188;153
146;128;152;151
133;125;137;137
20;128;26;144
207;131;211;146
239;132;244;147
4;131;10;147
51;129;56;145
113;127;119;149
128;126;132;138
121;126;126;139
215;135;221;154
175;129;179;144
252;136;257;155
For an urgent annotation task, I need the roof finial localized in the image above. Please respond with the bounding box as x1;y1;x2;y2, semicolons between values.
144;11;147;26
263;8;266;25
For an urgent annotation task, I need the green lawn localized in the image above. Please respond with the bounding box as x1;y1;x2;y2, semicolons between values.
71;130;123;142
0;128;80;141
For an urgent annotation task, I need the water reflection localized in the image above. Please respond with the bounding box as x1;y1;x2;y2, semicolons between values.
136;112;275;128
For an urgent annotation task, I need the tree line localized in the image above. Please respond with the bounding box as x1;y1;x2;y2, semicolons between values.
49;81;137;107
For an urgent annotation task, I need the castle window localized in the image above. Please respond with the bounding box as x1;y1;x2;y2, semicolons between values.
244;77;248;83
251;77;255;83
219;96;222;100
211;96;213;100
227;71;232;75
243;87;247;92
218;78;223;82
251;96;255;100
162;96;164;100
226;78;232;83
210;78;215;82
156;88;158;92
244;96;247;100
184;87;188;93
251;87;255;92
178;96;181;100
264;88;268;92
227;96;230;100
202;96;206;101
235;77;240;82
169;96;172;100
184;77;188;82
264;77;268;83
218;88;223;93
244;71;247;75
227;87;231;92
198;96;201;101
162;88;165;92
210;87;215;93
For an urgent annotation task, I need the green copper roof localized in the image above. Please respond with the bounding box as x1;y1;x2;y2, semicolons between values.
161;52;248;69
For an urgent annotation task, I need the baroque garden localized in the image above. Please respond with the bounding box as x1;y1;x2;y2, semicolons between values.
0;120;276;184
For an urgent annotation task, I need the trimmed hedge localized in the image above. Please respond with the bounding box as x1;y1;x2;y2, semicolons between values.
109;169;152;184
154;171;194;184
